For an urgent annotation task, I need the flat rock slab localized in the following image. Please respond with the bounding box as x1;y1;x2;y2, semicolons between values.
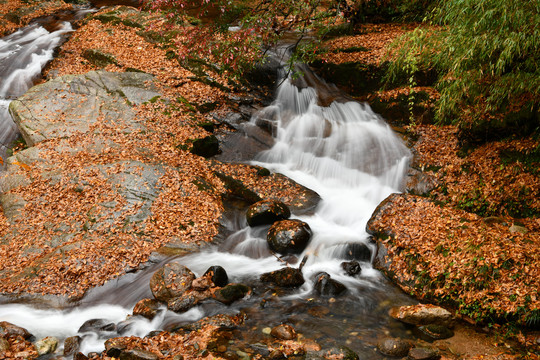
9;71;159;146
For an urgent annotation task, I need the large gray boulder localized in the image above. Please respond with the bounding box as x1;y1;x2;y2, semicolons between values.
9;71;160;146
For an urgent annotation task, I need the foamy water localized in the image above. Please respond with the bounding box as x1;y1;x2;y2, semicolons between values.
0;50;411;354
0;22;73;164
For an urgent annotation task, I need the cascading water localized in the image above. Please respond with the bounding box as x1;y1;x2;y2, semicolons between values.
0;22;74;164
0;34;415;356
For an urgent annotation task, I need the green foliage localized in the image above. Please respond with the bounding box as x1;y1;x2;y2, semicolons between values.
386;0;540;140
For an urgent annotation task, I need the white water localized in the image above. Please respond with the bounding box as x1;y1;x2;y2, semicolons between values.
0;52;411;354
0;22;73;163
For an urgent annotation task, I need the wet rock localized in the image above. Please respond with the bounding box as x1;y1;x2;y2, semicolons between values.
133;299;162;320
267;219;312;254
105;338;128;357
269;349;286;359
117;319;139;335
246;199;291;227
322;346;359;360
389;305;453;326
213;283;251;305
417;324;454;340
150;263;196;302
214;172;262;204
82;49;118;67
260;267;305;287
78;319;117;333
408;347;440;360
35;336;58;356
204;265;229;287
270;324;297;340
0;338;9;352
313;272;347;296
74;353;89;360
342;243;372;262
192;276;213;291
119;348;159;360
341;260;361;276
167;294;199;313
0;321;32;339
63;336;82;356
377;337;411;357
182;314;242;331
191;135;220;158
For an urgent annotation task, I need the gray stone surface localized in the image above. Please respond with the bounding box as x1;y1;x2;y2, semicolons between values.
9;71;159;146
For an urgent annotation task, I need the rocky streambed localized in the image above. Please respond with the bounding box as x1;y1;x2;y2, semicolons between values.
0;2;534;360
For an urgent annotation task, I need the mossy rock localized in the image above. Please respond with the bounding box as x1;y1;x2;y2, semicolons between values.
82;49;118;68
190;135;219;158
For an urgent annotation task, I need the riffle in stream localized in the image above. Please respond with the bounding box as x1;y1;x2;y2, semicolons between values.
0;8;418;358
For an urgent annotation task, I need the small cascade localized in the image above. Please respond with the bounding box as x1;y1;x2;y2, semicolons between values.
0;22;74;164
0;30;413;356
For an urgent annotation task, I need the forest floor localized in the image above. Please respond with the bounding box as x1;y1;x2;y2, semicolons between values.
316;22;539;357
0;1;538;359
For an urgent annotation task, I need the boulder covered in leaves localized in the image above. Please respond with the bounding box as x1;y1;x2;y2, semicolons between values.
260;267;305;287
150;263;196;302
389;304;453;326
267;219;312;254
246;199;291;227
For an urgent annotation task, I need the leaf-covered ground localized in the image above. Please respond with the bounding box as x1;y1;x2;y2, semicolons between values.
0;4;314;299
321;22;540;352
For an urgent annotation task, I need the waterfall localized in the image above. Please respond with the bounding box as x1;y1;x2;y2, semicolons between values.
0;38;413;354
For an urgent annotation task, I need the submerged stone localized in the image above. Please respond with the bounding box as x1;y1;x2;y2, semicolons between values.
417;324;454;340
377;337;411;357
270;324;297;340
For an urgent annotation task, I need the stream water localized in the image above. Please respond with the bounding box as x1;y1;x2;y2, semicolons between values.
0;3;417;359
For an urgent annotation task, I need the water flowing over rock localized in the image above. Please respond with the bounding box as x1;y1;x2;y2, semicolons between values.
313;272;347;296
246;199;291;227
341;260;361;276
0;20;74;162
150;263;195;302
267;219;312;254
